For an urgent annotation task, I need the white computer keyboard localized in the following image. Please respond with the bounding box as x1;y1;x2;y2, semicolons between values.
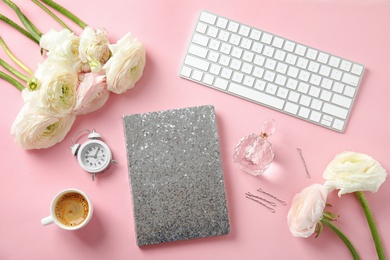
179;11;365;132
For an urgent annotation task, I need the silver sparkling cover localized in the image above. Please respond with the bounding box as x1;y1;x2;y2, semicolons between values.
123;105;230;246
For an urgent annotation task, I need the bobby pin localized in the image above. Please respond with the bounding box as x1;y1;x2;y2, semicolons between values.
297;148;311;178
245;192;276;207
257;188;287;206
245;195;275;213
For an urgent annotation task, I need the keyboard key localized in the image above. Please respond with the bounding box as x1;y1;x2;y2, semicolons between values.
295;44;307;56
333;119;345;131
214;78;228;90
192;34;209;46
318;53;329;64
250;29;262;40
196;22;208;33
229;83;285;109
239;25;250;36
180;66;192;77
328;56;340;67
322;103;348;119
306;49;318;60
207;26;219;37
216;17;228;28
203;74;214;85
232;71;244;83
221;68;232;79
266;84;277;95
272;37;284;48
227;21;239;32
284;41;295;52
185;55;210;71
208;51;219;62
310;111;322;122
332;93;352;108
209;39;220;50
299;95;311;106
192;70;203;81
288;91;300;102
243;76;255;87
188;44;208;58
351;64;364;75
261;33;273;44
320;90;332;101
200;12;216;24
284;102;299;114
344;86;356;97
340;60;352;71
298;107;310;118
277;87;289;99
218;30;230;41
180;11;365;132
342;73;360;86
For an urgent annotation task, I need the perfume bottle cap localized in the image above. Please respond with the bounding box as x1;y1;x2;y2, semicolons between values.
260;119;276;138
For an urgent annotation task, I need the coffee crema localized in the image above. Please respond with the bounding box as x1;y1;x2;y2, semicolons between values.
54;192;89;227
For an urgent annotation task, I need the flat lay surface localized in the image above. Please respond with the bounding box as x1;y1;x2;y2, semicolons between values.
1;0;389;259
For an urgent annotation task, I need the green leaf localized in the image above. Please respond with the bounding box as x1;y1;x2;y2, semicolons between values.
323;211;339;221
315;221;323;238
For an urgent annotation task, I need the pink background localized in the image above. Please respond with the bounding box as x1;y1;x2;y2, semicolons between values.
1;0;389;259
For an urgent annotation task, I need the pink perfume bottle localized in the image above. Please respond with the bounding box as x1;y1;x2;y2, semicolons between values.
233;119;276;176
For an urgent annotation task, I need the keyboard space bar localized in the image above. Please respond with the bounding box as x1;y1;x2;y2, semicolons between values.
228;83;285;110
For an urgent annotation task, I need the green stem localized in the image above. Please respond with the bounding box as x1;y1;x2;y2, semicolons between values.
0;58;29;82
0;71;24;91
0;36;34;76
322;218;360;260
39;0;87;29
0;14;39;44
356;191;385;260
31;0;72;31
2;0;42;41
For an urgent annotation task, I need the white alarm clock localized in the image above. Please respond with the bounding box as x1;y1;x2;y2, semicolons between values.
71;129;117;181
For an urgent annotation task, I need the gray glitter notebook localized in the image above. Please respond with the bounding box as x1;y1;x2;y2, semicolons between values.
123;105;230;246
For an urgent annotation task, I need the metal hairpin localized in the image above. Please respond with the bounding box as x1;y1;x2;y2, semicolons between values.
257;188;287;206
297;148;311;178
245;195;275;213
245;192;276;207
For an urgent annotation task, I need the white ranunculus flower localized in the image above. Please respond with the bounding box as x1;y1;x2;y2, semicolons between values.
102;32;146;94
79;26;111;72
31;66;79;115
323;151;387;197
11;102;76;149
287;184;328;238
40;29;81;71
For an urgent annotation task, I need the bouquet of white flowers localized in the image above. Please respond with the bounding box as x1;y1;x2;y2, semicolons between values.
1;0;146;149
287;151;387;260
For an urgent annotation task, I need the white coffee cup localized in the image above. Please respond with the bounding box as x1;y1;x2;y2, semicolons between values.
41;188;93;231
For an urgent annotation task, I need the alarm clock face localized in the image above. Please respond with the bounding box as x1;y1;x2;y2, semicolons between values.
77;140;112;173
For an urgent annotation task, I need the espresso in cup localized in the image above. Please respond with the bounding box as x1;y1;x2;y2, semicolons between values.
41;188;93;230
55;192;89;227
